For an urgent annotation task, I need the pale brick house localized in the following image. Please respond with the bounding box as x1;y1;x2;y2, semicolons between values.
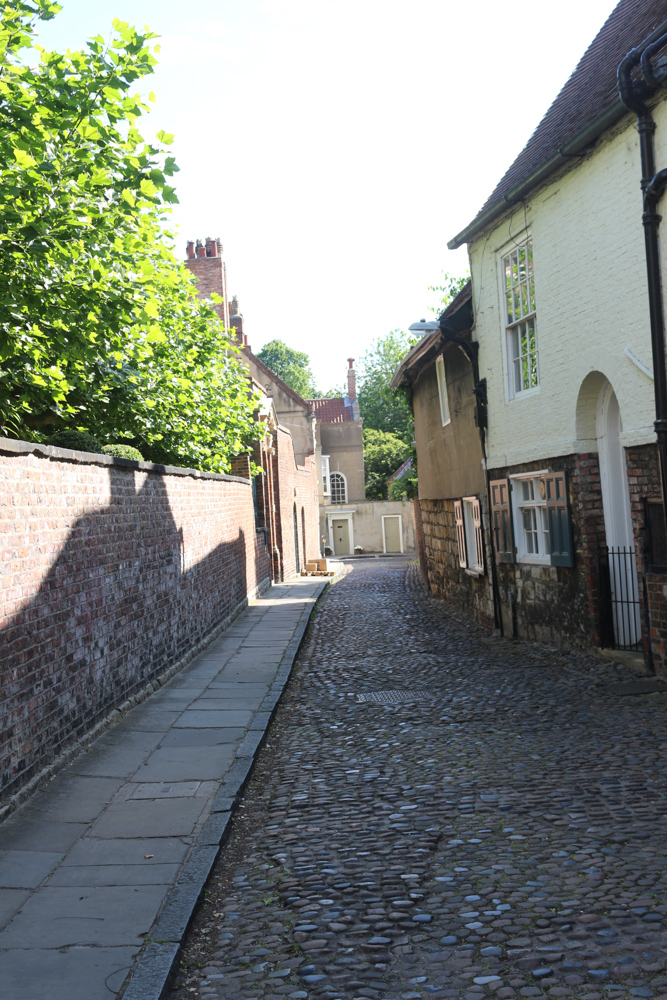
398;0;667;667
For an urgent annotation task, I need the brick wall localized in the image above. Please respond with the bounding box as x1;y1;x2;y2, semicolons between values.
0;441;270;804
418;498;494;629
273;426;319;579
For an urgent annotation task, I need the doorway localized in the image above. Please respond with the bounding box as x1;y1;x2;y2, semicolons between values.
332;519;350;556
383;515;402;553
293;505;300;572
596;380;641;648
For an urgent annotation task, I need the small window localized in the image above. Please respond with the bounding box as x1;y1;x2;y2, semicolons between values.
321;455;330;495
330;471;347;504
511;474;550;562
501;236;538;396
454;497;485;575
435;355;450;426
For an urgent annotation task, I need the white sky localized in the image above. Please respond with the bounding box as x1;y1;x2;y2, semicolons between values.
36;0;618;391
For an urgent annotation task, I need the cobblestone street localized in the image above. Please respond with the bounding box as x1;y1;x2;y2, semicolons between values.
168;558;667;1000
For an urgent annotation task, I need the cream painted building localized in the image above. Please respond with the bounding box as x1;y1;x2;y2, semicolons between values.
409;0;667;663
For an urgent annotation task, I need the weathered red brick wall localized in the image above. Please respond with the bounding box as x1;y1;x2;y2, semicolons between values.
0;441;270;803
647;572;667;673
273;427;319;579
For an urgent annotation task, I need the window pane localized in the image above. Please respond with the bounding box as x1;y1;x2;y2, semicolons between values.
522;507;538;553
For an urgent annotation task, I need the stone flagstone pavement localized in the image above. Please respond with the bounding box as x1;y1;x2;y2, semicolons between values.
0;575;327;1000
166;557;667;1000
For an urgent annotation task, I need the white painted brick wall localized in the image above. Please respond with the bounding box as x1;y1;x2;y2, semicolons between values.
468;99;667;469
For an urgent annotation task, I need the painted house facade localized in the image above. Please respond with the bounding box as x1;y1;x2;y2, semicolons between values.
399;0;667;668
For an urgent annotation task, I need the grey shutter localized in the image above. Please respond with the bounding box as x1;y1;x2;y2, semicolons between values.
490;478;515;563
472;497;485;574
454;500;467;568
543;471;574;568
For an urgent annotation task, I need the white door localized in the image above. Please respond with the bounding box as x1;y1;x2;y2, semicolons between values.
597;380;640;646
332;519;350;556
383;516;402;553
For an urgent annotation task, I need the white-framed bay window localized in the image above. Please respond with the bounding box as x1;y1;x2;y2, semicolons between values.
500;235;538;397
435;354;451;426
321;455;331;496
454;496;484;575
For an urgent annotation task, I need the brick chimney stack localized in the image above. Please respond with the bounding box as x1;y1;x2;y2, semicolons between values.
184;234;229;331
347;358;357;401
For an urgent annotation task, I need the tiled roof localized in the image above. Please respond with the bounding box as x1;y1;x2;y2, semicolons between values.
306;397;353;423
449;0;667;248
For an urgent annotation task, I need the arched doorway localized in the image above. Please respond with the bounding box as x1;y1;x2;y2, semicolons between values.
301;508;306;567
293;504;300;573
596;379;640;647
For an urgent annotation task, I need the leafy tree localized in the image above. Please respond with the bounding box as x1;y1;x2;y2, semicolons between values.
428;272;469;316
362;427;410;501
357;330;415;445
0;1;260;472
388;462;418;501
256;340;317;398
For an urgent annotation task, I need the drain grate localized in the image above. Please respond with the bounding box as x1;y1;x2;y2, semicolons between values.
356;690;435;704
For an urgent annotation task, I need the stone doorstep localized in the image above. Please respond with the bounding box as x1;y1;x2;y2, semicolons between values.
120;578;329;1000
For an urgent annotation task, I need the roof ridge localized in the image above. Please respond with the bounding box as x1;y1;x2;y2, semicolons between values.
450;0;667;247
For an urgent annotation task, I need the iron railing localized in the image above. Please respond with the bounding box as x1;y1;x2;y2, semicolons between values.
598;546;642;651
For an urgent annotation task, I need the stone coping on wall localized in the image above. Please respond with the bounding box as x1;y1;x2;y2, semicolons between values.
0;435;250;484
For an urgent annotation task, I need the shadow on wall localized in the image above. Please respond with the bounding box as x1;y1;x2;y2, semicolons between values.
0;464;263;804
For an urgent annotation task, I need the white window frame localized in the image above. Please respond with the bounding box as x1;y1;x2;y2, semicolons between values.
498;233;539;401
435;354;451;426
461;498;483;574
321;455;331;496
382;514;403;554
330;471;347;504
509;470;550;564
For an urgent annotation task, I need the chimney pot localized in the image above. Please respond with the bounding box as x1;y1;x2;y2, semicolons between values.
186;240;195;259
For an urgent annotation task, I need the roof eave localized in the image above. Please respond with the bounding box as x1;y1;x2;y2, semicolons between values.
447;98;629;250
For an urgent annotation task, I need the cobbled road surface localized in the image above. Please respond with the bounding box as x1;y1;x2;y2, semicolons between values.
167;558;667;1000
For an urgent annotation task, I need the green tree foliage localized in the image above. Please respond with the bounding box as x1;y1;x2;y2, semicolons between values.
362;427;410;501
357;330;415;445
388;462;418;501
428;272;469;316
0;1;260;472
256;340;318;399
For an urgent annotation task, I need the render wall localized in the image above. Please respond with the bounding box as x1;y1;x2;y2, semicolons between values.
347;500;415;553
413;347;485;500
468;101;666;470
318;422;365;503
0;441;270;804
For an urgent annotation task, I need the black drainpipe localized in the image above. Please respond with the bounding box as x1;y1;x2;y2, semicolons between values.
439;322;503;635
618;21;667;543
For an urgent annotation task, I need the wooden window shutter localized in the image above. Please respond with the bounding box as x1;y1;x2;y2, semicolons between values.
454;500;467;568
490;478;515;563
542;471;574;568
471;497;485;573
